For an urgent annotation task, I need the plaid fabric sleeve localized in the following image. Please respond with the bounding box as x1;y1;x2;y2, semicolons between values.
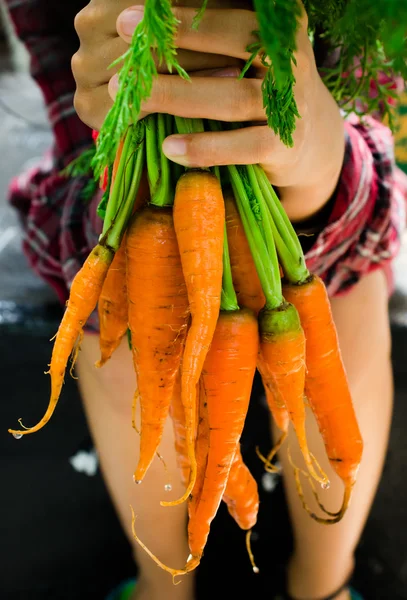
304;115;407;297
4;0;101;323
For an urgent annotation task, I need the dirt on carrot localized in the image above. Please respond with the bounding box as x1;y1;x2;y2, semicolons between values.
164;169;225;507
187;307;258;562
127;205;190;484
283;275;363;523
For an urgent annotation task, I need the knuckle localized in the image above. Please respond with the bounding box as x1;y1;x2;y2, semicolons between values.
73;90;94;128
233;79;262;120
256;128;274;164
150;78;172;112
74;4;103;39
245;80;263;120
71;51;85;83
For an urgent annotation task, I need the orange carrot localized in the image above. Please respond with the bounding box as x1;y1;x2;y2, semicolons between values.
96;172;149;367
8;243;114;437
126;205;189;483
169;372;190;487
188;377;210;519
187;308;258;563
259;303;329;488
96;237;128;367
225;193;266;315
256;351;290;469
164;170;225;506
224;190;286;469
223;445;259;532
283;275;363;522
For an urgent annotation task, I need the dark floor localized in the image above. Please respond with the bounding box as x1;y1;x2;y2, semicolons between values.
1;17;407;600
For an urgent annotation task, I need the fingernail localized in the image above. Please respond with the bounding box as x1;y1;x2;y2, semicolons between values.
163;136;188;162
118;6;144;37
210;67;241;77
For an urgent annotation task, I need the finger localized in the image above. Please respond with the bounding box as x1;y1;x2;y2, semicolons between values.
72;37;128;89
74;85;113;131
161;126;300;175
191;67;242;78
73;37;242;90
117;6;260;63
109;73;264;122
74;1;131;46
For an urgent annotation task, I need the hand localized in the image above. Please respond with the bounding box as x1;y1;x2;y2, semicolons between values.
71;0;241;132
113;3;345;223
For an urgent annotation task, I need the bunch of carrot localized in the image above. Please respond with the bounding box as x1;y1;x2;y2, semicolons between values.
8;111;363;578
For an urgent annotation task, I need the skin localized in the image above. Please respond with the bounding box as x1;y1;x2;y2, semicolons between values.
72;2;393;599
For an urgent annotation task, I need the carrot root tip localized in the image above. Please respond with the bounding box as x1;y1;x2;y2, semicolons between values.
245;530;259;574
133;476;142;484
131;506;200;577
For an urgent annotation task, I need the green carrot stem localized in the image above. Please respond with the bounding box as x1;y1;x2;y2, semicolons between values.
254;165;309;283
207;119;281;308
175;116;205;135
245;164;286;292
92;0;189;177
146;114;159;193
254;166;303;259
228;164;281;309
221;224;239;312
102;127;135;236
147;113;173;206
102;136;145;251
247;165;305;283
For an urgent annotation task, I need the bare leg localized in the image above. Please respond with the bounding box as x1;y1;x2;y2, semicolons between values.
75;335;195;600
275;270;393;600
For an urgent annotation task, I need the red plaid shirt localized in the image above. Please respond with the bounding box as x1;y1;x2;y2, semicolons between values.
4;0;407;318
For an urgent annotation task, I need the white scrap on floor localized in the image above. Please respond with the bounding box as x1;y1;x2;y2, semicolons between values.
69;448;99;476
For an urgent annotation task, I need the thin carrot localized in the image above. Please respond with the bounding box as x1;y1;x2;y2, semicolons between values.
169;371;190;487
223;445;259;532
96;236;128;367
188;377;210;519
222;445;260;574
256;351;290;470
258;303;329;487
187;308;258;563
283;275;363;522
224;186;286;470
8;125;145;439
126;205;190;483
96;171;149;367
251;165;363;521
163;168;225;506
8;243;114;437
224;192;266;315
226;159;328;488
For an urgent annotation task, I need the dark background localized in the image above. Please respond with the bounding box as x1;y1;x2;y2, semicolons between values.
1;6;407;599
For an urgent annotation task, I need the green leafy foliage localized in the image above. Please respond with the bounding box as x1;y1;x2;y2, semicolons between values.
92;0;189;178
60;147;95;179
253;0;301;89
310;0;406;128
